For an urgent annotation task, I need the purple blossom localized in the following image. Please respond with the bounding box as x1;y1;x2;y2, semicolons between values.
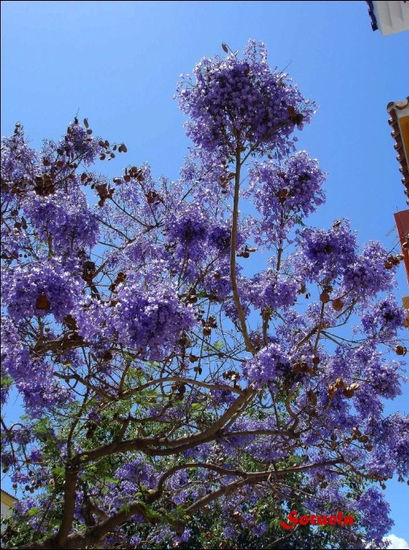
165;202;210;261
244;270;299;310
223;524;237;539
176;40;315;157
253;521;268;536
129;535;141;546
28;449;43;463
113;277;197;360
57;120;103;165
361;296;406;337
242;342;291;388
21;182;99;253
296;220;357;282
343;241;396;297
1;124;37;197
356;487;393;543
2;260;83;322
115;458;158;490
1;316;70;415
247;151;325;241
1;41;407;549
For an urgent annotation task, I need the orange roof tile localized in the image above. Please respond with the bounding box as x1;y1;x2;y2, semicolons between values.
387;97;409;203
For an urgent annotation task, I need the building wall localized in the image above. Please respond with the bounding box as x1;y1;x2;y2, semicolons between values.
1;490;17;534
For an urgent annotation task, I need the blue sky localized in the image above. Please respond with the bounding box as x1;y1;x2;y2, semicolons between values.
1;0;408;543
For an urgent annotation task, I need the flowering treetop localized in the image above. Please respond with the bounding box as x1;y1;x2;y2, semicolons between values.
1;41;408;549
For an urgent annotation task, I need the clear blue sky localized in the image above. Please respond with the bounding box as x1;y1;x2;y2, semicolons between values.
1;0;408;543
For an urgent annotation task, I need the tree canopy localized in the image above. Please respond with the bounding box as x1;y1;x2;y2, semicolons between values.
1;41;408;549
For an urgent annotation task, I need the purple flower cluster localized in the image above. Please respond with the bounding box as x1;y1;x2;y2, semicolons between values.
21;182;99;254
343;241;396;298
356;487;393;544
208;224;232;254
361;296;406;337
176;40;315;157
363;355;403;399
369;415;409;480
242;342;291;388
1;41;407;549
296;220;357;282
165;202;235;263
115;458;158;491
74;297;117;346
244;271;299;310
247;151;325;240
113;277;196;360
1;124;37;198
2;260;83;322
57;120;103;165
1;317;70;415
165;203;210;261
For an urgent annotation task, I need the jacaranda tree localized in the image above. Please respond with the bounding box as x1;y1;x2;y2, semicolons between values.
1;41;408;549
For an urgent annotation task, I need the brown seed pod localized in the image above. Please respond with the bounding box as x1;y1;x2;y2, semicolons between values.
395;345;407;356
36;292;50;311
332;298;344;311
307;390;317;406
320;291;330;303
343;382;360;398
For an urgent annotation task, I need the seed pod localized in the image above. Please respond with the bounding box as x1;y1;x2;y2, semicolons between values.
395;345;407;356
208;316;217;328
332;298;344;311
177;333;191;348
307;390;317;406
320;291;330;303
343;382;359;398
36;292;50;311
101;350;113;361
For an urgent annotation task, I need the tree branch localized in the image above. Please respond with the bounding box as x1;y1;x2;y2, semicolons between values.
230;147;256;354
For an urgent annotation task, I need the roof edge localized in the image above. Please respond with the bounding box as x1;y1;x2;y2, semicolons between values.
387;97;409;113
1;488;18;502
388;98;409;203
366;1;378;31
